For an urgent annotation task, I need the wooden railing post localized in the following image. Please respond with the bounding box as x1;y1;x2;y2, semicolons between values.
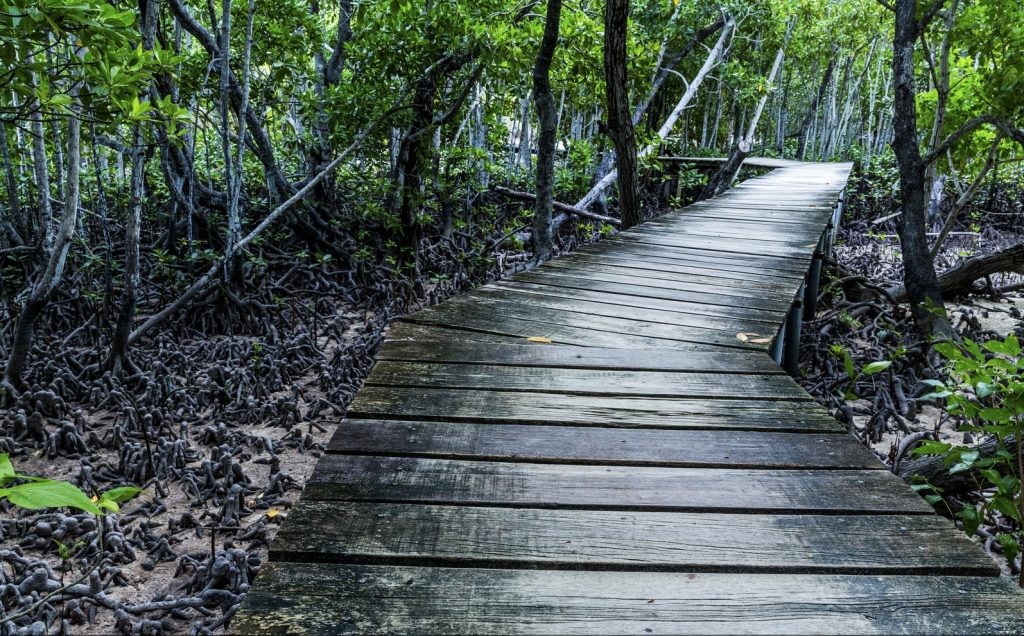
804;188;845;320
783;282;804;375
803;231;826;320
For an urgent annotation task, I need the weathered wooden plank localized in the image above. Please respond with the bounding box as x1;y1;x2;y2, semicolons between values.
512;269;793;313
530;262;802;300
577;240;813;274
385;321;534;345
404;300;772;351
269;503;996;576
672;205;834;221
235;565;1024;635
305;456;933;514
476;282;784;326
363;361;809;400
614;233;815;259
399;312;745;351
328;420;875;468
639;220;827;241
626;224;813;246
672;201;834;215
557;250;807;283
376;341;783;373
348;386;843;431
542;259;796;294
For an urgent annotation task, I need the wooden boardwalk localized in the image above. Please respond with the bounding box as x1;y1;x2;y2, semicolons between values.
234;163;1024;634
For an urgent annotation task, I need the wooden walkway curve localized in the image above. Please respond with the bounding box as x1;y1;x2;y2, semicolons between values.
234;162;1024;634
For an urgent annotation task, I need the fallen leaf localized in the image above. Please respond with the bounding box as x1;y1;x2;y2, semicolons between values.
735;333;750;342
266;508;280;519
526;336;552;343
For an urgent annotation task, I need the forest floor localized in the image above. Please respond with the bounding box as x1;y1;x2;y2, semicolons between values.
4;166;1022;634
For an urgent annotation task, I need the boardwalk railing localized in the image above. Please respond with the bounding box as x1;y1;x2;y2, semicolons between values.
234;161;1024;635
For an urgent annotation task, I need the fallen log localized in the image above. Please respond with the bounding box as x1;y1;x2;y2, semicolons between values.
899;434;1015;495
890;242;1024;301
493;186;621;226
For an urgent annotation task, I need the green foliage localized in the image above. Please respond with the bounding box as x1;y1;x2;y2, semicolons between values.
0;453;142;516
829;343;891;400
912;335;1024;566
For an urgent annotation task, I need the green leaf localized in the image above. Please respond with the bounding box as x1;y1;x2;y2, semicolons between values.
933;341;960;359
998;533;1020;566
958;505;981;536
949;449;980;474
100;486;143;504
842;351;855;380
978;407;1012;422
97;499;119;513
0;453;13;485
991;493;1022;522
975;381;996;398
862;361;892;375
0;480;102;515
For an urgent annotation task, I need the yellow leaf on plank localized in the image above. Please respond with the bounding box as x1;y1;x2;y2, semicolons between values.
266;508;280;519
526;336;552;343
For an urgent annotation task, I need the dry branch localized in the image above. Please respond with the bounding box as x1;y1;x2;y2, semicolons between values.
494;186;621;226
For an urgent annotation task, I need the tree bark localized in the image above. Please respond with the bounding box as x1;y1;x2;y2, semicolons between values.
4;72;82;393
603;0;641;229
0;120;24;246
530;0;562;262
104;131;144;374
102;0;158;374
891;0;952;339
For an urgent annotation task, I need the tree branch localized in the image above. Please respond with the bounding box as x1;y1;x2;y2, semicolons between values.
493;186;621;226
922;115;1024;164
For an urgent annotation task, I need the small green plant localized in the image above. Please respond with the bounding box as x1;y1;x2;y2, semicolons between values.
0;453;143;627
911;334;1024;586
829;344;891;400
0;453;141;516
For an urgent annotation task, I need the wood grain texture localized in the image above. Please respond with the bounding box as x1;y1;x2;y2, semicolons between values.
305;455;933;514
492;280;788;322
461;285;782;330
269;502;998;575
510;268;793;313
552;250;808;282
540;259;793;293
328;420;875;468
363;360;809;399
376;341;783;373
348;386;844;431
613;232;816;259
234;564;1024;635
403;301;772;351
576;240;813;275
